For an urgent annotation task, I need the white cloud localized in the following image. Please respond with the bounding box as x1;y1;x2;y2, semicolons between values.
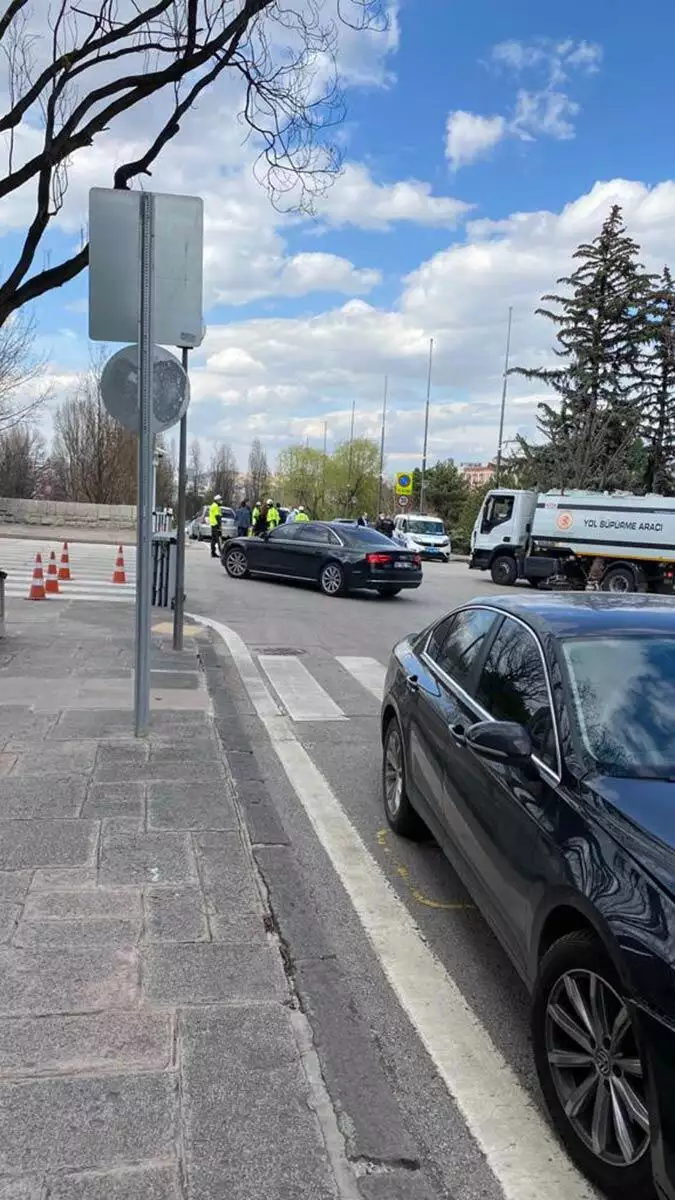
445;112;508;170
447;37;603;170
318;162;471;228
173;179;675;475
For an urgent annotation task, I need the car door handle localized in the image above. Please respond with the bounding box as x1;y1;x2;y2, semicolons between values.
405;674;419;694
449;722;466;746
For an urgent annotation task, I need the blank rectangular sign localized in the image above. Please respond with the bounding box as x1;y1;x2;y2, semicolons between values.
89;188;204;347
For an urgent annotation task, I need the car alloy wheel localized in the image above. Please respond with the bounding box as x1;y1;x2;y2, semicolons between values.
225;548;248;578
320;562;344;596
384;723;404;819
545;969;649;1168
533;930;652;1198
381;718;426;840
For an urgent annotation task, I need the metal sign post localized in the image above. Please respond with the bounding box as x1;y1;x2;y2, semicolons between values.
173;348;189;652
134;193;155;737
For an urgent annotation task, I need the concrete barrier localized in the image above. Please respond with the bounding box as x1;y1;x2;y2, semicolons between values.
0;498;137;529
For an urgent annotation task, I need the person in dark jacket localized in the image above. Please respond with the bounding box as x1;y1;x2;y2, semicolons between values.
254;502;268;536
235;500;251;538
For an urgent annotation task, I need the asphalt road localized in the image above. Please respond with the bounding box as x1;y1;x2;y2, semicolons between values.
185;541;598;1200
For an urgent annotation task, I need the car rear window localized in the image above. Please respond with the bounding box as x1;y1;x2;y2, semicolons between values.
220;508;235;519
340;527;395;546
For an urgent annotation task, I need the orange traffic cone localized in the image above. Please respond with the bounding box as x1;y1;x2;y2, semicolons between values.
28;553;46;600
58;541;71;581
45;549;59;594
112;545;126;585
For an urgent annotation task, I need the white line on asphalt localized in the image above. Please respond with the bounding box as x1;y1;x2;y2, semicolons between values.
336;656;386;702
4;589;134;603
259;655;346;722
191;613;596;1200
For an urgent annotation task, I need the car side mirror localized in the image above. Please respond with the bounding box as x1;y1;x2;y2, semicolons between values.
465;720;533;765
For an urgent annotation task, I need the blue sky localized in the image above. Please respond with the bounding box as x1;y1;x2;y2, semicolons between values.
4;0;675;472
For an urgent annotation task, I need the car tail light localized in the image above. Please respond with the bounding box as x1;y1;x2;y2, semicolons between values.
366;553;393;566
412;554;421;567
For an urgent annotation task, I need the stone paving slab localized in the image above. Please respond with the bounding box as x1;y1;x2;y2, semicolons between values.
0;1011;171;1076
99;831;197;886
0;777;87;818
143;942;287;1006
0;947;138;1015
144;886;209;943
0;1071;178;1172
0;820;98;870
147;781;238;832
46;1165;182;1199
13;918;141;949
181;1006;338;1200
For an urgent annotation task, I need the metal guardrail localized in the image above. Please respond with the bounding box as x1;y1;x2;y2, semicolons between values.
151;533;177;608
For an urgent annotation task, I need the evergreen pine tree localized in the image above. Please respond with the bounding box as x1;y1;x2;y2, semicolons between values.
639;266;675;494
514;205;653;490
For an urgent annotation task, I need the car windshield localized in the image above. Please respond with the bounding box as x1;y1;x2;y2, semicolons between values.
561;635;675;778
407;520;444;536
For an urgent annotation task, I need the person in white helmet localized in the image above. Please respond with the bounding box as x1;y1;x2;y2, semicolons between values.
208;494;223;557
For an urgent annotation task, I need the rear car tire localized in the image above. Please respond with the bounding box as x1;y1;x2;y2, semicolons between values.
224;546;249;579
601;565;637;594
377;587;401;598
319;561;345;597
532;930;653;1199
382;717;427;840
490;554;518;586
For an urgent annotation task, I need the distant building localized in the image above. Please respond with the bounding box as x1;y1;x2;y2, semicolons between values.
460;462;495;488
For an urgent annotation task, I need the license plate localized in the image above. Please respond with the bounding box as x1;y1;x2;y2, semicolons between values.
394;560;411;569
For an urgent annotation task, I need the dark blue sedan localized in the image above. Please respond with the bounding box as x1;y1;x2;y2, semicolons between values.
381;592;675;1200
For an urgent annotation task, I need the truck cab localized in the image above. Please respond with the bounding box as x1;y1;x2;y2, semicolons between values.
470;490;538;584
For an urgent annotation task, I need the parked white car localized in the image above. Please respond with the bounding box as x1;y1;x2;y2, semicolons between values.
189;505;237;543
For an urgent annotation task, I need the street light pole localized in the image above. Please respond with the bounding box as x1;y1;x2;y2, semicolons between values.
347;398;355;513
377;375;388;515
495;306;513;488
419;337;434;515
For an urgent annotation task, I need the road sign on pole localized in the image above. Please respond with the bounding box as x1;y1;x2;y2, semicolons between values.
100;344;189;434
89;188;204;347
398;495;410;508
394;472;413;496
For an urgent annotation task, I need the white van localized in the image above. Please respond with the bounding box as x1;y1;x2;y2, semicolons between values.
393;514;451;561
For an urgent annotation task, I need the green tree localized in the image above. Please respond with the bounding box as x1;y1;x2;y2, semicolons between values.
276;446;327;516
639;266;675;493
325;437;380;517
514;205;653;490
248;438;270;503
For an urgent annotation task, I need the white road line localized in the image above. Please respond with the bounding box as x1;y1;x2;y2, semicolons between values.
259;655;346;722
4;590;134;603
336;656;386;702
192;612;596;1200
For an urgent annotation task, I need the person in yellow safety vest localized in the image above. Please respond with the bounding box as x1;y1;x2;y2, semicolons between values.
295;505;309;522
266;499;280;529
208;494;222;558
251;501;260;536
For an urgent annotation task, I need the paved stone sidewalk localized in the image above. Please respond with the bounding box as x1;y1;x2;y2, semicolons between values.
0;602;353;1199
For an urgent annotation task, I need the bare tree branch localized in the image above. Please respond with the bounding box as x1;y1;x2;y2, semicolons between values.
0;0;387;326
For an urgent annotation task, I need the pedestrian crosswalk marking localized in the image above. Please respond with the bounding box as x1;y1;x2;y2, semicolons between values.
258;655;347;722
336;656;386;702
1;538;137;604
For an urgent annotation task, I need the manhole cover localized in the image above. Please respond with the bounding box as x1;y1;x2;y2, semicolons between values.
252;646;305;656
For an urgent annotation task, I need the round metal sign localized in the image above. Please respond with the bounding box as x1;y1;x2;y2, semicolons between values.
100;344;189;434
398;495;409;508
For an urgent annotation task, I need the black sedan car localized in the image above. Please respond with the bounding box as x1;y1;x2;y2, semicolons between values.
381;592;675;1200
222;521;422;597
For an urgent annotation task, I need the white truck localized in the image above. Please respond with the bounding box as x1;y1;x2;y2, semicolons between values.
469;488;675;593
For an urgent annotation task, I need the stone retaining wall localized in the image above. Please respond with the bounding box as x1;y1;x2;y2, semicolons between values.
0;497;137;529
